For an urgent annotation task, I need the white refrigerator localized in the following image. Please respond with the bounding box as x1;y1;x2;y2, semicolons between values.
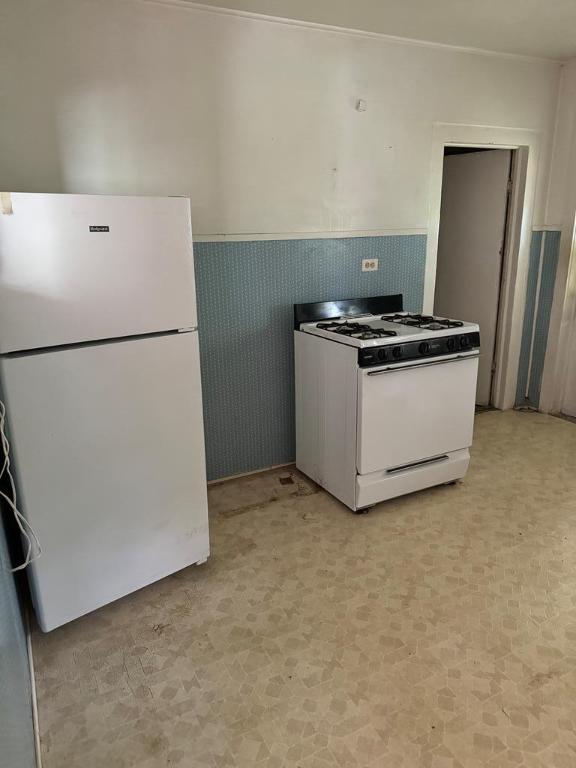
0;193;209;631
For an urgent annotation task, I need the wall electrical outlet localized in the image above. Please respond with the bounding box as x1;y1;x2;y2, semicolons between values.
362;259;379;272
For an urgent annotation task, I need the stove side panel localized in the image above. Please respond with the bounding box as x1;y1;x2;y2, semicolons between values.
294;331;358;510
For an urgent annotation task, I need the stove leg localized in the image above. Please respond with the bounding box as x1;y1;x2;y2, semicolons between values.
354;506;373;515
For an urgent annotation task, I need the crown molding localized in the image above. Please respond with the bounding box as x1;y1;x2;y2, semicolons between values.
142;0;564;65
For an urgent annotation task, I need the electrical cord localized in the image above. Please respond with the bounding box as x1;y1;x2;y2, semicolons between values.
0;400;41;571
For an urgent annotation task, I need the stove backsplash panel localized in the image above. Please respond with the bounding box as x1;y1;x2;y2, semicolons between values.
194;235;426;480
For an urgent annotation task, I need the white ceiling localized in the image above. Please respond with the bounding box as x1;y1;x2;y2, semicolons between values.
195;0;576;60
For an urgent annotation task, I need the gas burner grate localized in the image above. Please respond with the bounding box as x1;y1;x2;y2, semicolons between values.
316;321;397;339
357;329;398;339
317;321;354;330
384;313;464;329
438;319;464;328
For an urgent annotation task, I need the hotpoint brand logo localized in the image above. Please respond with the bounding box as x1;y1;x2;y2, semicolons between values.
89;225;109;232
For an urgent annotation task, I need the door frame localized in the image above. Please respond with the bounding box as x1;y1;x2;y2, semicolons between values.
426;123;540;411
433;146;514;406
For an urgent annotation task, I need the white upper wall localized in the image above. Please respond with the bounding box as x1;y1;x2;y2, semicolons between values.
0;0;561;236
537;60;576;412
545;61;576;229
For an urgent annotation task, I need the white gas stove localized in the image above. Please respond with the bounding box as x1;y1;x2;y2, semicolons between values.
294;294;480;512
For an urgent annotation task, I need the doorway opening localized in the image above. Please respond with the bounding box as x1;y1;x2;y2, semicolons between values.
434;146;516;407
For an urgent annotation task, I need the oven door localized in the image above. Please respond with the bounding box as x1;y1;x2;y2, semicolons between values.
357;352;479;475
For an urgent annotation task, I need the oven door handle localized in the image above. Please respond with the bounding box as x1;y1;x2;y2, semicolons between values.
386;454;450;475
366;353;479;376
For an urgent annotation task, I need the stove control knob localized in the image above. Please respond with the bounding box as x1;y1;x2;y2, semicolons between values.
446;337;456;352
377;348;387;361
392;346;402;359
419;342;430;355
460;335;471;349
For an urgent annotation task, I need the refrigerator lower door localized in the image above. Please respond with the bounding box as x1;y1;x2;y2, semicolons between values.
1;331;209;631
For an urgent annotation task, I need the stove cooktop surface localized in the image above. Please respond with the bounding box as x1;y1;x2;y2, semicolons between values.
300;312;479;348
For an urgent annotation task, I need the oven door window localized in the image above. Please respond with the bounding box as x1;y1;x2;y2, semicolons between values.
357;355;478;475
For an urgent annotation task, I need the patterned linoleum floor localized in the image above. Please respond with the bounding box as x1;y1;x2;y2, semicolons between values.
33;410;576;767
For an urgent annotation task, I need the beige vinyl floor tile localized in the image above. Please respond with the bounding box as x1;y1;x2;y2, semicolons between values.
32;410;576;767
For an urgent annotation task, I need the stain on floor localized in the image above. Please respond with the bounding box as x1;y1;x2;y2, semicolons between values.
208;466;318;518
32;411;576;767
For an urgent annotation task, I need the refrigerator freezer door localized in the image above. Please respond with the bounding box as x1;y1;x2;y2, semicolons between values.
0;194;197;353
1;332;209;631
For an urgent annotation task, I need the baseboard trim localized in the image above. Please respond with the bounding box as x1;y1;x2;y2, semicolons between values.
25;610;42;768
207;462;295;486
551;410;576;424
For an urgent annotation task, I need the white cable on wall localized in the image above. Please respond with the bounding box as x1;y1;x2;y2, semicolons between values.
0;400;41;572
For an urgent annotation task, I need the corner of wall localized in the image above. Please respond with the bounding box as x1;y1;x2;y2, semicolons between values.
515;229;561;409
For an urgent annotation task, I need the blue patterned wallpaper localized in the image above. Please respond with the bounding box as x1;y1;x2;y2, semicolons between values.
516;230;560;409
195;235;426;480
